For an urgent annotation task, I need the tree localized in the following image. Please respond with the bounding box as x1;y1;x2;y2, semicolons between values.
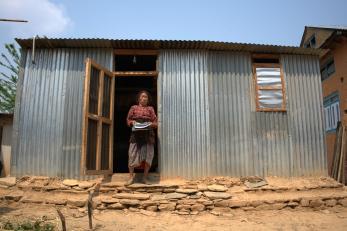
0;43;20;113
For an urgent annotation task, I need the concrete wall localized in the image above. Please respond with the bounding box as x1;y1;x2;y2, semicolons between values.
321;41;347;173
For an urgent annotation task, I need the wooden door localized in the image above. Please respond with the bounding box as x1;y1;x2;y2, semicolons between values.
81;58;115;175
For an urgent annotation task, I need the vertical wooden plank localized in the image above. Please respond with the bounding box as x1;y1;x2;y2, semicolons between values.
253;65;260;111
280;62;287;111
109;75;115;173
81;58;91;174
96;70;104;170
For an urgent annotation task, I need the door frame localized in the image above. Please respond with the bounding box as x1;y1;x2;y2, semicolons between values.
81;50;159;176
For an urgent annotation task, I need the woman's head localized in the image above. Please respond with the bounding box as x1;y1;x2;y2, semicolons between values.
137;90;151;106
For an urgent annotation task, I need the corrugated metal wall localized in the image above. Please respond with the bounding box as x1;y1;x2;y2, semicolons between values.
158;50;210;178
11;48;113;178
159;50;327;178
12;48;326;179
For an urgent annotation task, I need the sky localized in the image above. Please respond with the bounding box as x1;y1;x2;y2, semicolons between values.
0;0;347;58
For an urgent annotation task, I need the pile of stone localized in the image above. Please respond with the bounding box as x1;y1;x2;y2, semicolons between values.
1;176;347;216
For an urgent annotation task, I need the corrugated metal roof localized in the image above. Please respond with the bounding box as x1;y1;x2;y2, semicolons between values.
15;38;323;56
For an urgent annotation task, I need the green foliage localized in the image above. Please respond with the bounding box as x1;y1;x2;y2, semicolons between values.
2;220;55;231
0;43;20;113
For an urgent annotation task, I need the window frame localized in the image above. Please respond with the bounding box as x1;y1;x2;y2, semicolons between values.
323;92;340;132
252;62;287;112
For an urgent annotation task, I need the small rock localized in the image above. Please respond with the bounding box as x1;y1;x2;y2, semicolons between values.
207;184;228;192
203;191;231;199
119;199;141;206
287;202;299;208
177;199;197;205
140;209;157;216
176;204;191;210
4;193;23;202
214;200;230;207
249;200;264;207
113;193;150;200
101;197;119;204
67;198;86;207
269;203;286;210
190;211;199;215
63;179;79;187
165;193;187;200
189;194;201;199
197;184;208;191
163;188;176;193
102;182;124;188
108;203;125;209
46;198;67;205
149;195;164;202
78;181;95;189
324;199;337;207
21;197;43;204
129;207;139;212
146;205;158;212
300;199;310;207
229;200;248;208
141;201;158;207
310;199;324;208
158;202;176;211
191;204;205;212
176;210;190;215
0;177;16;187
339;198;347;207
176;188;198;194
211;207;232;214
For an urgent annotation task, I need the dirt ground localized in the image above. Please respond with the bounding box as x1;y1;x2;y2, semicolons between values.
1;203;347;231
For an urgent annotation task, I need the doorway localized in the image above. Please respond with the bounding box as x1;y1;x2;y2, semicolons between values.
113;51;158;173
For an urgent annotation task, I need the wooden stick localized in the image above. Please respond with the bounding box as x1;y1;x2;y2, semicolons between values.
56;208;67;231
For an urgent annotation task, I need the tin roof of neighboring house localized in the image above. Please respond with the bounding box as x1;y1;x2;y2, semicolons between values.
15;37;322;56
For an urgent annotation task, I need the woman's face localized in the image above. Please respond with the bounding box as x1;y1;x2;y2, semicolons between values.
139;92;149;106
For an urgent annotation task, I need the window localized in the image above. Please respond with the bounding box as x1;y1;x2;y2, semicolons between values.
321;58;335;81
324;92;340;132
253;55;286;111
304;34;316;48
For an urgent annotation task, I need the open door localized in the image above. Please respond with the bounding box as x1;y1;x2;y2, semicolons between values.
81;58;115;175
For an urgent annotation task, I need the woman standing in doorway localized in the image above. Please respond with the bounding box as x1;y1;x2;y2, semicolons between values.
126;90;157;185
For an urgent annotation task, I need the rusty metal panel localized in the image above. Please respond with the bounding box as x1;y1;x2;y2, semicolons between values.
11;48;113;179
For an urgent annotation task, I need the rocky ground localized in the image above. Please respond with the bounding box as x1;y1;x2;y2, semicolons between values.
0;203;347;230
0;175;347;230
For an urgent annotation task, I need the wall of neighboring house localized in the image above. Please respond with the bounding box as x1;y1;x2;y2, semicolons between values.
1;123;13;177
302;28;333;48
321;41;347;173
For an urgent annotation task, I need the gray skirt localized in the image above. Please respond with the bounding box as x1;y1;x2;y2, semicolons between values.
128;142;154;168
